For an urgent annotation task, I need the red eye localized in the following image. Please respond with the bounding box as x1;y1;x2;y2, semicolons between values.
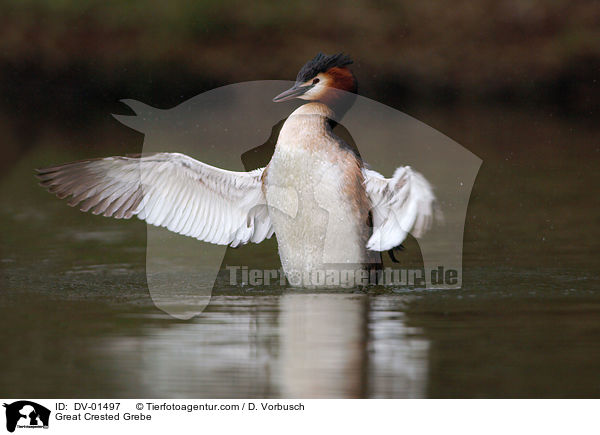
312;78;320;85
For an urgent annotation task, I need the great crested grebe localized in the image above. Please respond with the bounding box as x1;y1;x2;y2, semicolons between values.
37;53;437;287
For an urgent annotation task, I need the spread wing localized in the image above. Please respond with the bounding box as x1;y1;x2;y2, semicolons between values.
363;166;439;251
37;152;273;247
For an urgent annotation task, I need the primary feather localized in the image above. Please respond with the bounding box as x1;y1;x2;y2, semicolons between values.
36;152;273;247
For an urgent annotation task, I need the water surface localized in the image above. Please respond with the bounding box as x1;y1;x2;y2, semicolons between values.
0;105;598;398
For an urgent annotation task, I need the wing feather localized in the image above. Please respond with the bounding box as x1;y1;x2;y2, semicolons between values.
37;153;273;246
363;166;440;251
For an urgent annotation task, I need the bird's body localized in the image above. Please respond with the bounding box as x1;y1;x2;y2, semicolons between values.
37;53;438;288
265;102;376;285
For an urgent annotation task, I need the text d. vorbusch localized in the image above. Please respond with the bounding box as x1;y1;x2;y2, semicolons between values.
250;402;304;411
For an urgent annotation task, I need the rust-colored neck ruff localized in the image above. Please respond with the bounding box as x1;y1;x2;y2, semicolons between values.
319;67;357;118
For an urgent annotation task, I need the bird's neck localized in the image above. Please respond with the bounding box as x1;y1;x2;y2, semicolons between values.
291;102;336;119
278;102;335;146
286;102;337;133
294;97;352;125
316;89;356;120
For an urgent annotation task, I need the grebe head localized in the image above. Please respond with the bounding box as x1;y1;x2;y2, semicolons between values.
273;52;357;110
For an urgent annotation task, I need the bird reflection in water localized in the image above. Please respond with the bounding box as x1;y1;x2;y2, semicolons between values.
99;293;428;398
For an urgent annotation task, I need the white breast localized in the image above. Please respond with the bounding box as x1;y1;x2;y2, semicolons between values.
264;104;377;287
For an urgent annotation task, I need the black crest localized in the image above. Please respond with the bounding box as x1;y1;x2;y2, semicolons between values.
296;52;353;84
